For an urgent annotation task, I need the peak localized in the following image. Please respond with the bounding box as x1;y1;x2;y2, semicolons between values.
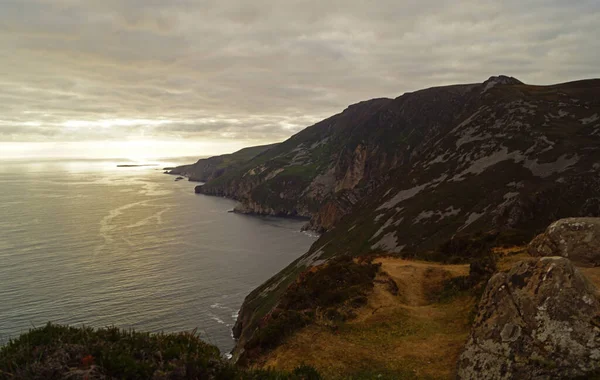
485;75;523;85
482;75;523;93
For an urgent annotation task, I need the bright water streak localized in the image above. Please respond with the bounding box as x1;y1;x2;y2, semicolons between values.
0;159;317;353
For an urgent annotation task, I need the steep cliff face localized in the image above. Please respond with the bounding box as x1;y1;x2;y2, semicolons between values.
230;77;600;360
198;82;489;228
166;143;278;182
196;98;396;219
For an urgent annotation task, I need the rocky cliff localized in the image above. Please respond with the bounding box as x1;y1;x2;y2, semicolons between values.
195;97;395;220
166;143;278;182
225;76;600;361
193;77;600;236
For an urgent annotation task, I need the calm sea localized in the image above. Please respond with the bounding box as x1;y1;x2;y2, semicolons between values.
0;158;316;353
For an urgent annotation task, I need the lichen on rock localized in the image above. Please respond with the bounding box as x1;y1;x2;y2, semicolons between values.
528;217;600;267
457;257;600;379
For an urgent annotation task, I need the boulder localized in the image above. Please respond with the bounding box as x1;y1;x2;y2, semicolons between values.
528;217;600;267
457;257;600;380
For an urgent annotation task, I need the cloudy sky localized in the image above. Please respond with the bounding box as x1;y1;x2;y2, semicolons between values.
1;0;598;158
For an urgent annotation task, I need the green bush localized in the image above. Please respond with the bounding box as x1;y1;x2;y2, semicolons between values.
430;229;531;264
436;252;497;303
435;232;497;264
280;256;379;311
0;323;321;380
246;310;311;350
244;256;380;359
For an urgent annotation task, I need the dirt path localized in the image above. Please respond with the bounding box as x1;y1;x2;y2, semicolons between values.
375;258;469;306
260;249;600;378
261;257;475;379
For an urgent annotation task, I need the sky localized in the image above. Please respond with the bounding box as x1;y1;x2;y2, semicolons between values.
1;0;598;159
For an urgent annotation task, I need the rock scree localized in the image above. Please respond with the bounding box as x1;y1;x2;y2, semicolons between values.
528;217;600;267
457;256;600;379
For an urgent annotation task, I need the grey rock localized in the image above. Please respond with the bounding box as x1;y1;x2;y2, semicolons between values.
528;217;600;267
457;257;600;380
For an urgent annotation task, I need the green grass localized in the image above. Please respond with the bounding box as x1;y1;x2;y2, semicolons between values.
0;323;322;380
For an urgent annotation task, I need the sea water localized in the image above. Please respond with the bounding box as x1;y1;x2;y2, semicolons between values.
0;158;316;353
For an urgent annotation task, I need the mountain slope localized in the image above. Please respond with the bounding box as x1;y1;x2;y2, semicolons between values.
229;76;600;361
166;143;278;182
197;98;395;222
197;80;497;230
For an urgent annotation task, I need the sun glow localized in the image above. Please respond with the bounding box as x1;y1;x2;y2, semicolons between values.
0;140;258;160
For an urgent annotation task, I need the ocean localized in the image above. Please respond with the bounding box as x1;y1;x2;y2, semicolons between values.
0;158;317;353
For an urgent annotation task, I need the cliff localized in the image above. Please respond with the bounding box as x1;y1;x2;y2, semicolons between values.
195;97;398;220
194;77;600;235
227;76;600;362
166;143;278;182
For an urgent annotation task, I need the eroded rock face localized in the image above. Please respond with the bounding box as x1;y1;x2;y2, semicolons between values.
528;218;600;267
457;257;600;380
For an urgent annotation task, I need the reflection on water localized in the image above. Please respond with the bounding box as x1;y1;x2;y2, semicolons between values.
0;158;316;353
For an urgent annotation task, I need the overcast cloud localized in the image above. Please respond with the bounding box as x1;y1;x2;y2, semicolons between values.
0;0;598;155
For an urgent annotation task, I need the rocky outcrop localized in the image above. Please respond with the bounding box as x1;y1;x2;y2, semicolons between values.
528;218;600;267
335;144;368;192
457;257;600;379
302;190;361;232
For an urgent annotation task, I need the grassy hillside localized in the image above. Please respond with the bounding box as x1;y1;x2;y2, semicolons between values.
257;258;475;379
242;246;529;379
245;247;600;379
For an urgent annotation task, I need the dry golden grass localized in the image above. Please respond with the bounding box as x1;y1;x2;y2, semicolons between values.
257;259;475;379
495;247;532;272
579;267;600;292
492;245;527;256
255;247;600;379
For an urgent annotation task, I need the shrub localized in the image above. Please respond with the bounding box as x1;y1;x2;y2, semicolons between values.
246;310;311;350
468;253;497;285
436;251;498;303
0;323;322;380
279;256;379;312
244;256;380;358
430;229;531;264
435;232;497;264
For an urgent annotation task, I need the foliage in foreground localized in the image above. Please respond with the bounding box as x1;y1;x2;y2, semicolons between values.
243;256;380;361
0;323;321;380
